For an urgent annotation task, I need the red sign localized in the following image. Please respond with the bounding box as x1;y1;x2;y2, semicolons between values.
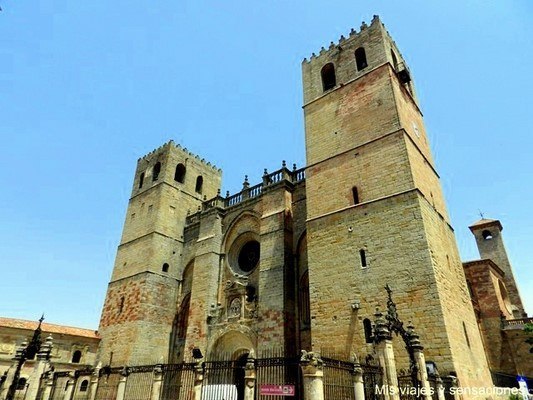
259;384;295;396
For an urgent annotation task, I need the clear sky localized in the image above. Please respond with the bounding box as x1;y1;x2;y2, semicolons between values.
1;0;532;329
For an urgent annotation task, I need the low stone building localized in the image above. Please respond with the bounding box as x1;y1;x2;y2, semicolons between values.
0;317;100;395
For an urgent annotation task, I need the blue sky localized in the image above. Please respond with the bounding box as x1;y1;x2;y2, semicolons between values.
1;1;532;329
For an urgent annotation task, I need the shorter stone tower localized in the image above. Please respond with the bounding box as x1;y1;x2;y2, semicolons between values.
469;218;525;318
98;141;221;366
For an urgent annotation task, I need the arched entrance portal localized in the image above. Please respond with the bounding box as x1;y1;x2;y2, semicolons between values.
206;330;254;400
210;330;254;360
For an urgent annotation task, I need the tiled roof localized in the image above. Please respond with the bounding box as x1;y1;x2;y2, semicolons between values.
0;317;100;340
463;258;505;277
469;218;502;231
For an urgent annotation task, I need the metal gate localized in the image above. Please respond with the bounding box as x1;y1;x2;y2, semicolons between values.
201;360;241;400
123;367;153;400
362;364;383;400
160;363;196;400
256;356;301;400
322;357;355;400
94;368;121;400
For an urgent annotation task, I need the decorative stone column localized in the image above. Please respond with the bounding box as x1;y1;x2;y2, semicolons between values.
63;374;75;400
244;350;256;400
1;340;28;400
374;310;399;400
27;335;53;400
40;371;53;400
351;354;365;400
89;363;101;400
241;176;250;200
442;375;460;400
115;367;129;400
406;323;431;400
300;351;324;400
193;362;204;400
435;374;445;400
150;365;163;400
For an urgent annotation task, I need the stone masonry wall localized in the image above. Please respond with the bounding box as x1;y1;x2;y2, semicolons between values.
304;65;400;167
419;199;493;390
302;16;389;105
98;272;179;365
471;222;525;316
307;191;446;369
305;129;413;219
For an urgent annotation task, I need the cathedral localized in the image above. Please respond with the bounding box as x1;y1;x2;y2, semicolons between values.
95;14;530;390
3;15;530;400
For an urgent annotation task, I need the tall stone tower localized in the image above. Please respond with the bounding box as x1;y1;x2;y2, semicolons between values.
302;16;492;387
469;218;525;317
97;141;221;366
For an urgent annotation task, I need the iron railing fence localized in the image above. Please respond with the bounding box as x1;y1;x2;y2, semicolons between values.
94;368;122;400
160;363;196;400
396;374;420;400
201;360;241;400
33;353;388;400
256;355;301;400
322;357;355;400
362;364;383;400
123;367;153;400
491;371;533;389
427;375;438;400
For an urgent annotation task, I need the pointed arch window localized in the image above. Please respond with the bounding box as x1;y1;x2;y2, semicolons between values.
321;63;336;92
139;172;145;189
174;164;186;183
355;47;368;71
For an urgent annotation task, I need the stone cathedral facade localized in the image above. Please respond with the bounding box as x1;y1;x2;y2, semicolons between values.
96;15;530;391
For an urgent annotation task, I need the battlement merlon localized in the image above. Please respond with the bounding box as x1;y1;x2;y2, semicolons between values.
137;140;221;172
130;140;222;199
302;15;382;64
301;15;417;107
301;15;408;64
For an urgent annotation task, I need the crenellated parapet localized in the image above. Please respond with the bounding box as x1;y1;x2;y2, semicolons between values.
302;15;381;64
138;140;220;172
301;14;416;106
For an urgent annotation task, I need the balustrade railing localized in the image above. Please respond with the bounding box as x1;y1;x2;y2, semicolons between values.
184;166;306;224
504;317;533;327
